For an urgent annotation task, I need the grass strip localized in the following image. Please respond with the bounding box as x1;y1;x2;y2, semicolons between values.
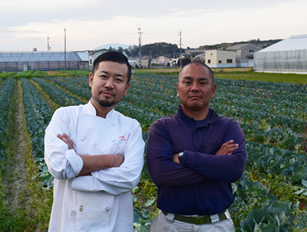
30;79;59;112
0;80;52;231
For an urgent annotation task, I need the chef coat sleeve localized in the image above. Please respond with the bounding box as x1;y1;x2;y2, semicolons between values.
71;121;145;195
44;108;83;180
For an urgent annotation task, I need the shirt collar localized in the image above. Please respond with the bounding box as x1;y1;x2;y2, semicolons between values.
177;105;220;125
85;100;116;120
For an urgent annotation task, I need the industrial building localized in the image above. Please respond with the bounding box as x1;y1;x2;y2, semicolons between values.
0;51;89;72
254;35;307;73
226;43;262;67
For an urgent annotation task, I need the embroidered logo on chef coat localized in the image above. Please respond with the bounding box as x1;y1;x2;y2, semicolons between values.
119;136;128;141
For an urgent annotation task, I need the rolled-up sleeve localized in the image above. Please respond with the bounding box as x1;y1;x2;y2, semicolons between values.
44;109;83;180
71;122;145;195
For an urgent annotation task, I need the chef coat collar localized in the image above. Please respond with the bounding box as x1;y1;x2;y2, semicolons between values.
85;100;116;121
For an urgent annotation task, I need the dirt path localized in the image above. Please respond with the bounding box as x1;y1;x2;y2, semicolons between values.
0;79;53;231
6;102;28;207
2;80;34;222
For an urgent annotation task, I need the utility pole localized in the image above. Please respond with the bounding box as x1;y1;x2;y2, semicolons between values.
138;28;142;68
64;28;66;70
179;30;182;68
47;36;51;51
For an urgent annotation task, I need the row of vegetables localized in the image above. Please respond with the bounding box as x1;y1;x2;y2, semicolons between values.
19;78;55;189
0;74;306;231
0;78;15;161
41;74;307;231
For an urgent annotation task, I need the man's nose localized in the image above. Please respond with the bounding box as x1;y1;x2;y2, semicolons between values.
191;82;199;91
104;78;114;88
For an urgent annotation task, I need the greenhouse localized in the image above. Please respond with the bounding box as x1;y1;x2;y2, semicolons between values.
0;51;87;71
254;34;307;73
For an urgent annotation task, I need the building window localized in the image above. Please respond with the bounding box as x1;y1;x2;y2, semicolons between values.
227;59;232;63
249;50;254;53
207;59;211;64
218;60;222;64
90;59;92;65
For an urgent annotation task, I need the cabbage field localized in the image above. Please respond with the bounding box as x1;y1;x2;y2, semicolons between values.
0;71;307;231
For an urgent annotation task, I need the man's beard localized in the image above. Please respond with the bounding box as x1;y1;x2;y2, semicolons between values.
95;97;116;107
92;94;119;107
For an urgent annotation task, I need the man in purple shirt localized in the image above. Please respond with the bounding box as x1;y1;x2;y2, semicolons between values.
146;62;247;231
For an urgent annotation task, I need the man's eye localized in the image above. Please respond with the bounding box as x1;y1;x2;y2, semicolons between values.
116;78;123;82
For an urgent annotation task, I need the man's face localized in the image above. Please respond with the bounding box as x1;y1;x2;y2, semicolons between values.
177;63;216;113
89;61;129;108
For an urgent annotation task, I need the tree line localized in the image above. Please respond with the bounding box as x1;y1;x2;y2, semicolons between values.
107;39;281;58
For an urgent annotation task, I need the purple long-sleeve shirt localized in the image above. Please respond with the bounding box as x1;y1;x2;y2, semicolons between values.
146;106;247;215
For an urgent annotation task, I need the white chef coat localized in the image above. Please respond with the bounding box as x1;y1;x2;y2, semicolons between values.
44;101;145;232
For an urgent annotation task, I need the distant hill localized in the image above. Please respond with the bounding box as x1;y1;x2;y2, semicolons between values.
198;39;282;50
93;43;131;50
141;42;179;57
107;42;180;58
99;39;282;58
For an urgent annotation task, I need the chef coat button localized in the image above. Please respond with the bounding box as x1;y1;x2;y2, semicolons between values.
105;207;110;212
79;205;83;212
111;139;116;142
80;136;85;142
111;122;116;126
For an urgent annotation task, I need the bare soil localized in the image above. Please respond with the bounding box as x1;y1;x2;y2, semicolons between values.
3;82;33;213
46;71;69;76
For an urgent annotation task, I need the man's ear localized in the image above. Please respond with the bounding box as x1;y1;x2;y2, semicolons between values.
176;83;180;98
123;83;130;96
211;84;217;98
89;73;93;88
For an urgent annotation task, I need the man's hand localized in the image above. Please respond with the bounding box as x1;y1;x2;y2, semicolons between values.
216;140;238;156
57;133;125;176
78;154;124;176
109;154;125;167
79;154;125;168
57;133;73;150
172;154;180;164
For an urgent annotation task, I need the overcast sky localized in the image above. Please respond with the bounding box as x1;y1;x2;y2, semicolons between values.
0;0;306;52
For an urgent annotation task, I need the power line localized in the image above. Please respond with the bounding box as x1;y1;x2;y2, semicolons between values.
47;36;51;51
64;28;66;70
138;28;143;68
179;30;182;67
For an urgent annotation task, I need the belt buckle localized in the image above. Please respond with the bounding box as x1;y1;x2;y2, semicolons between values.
166;212;175;221
210;214;219;223
225;211;230;219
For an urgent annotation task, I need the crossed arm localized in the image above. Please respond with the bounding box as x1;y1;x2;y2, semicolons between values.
59;133;237;173
172;140;239;163
146;120;246;186
44;108;145;195
57;133;124;177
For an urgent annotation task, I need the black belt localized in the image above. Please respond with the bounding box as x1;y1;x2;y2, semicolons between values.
161;210;228;225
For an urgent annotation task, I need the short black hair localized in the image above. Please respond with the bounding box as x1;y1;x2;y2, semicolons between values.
179;61;214;84
92;51;132;83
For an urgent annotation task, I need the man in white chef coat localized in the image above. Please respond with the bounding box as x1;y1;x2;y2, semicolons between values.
44;51;145;232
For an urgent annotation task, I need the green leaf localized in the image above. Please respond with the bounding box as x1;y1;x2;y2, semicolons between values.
144;196;155;207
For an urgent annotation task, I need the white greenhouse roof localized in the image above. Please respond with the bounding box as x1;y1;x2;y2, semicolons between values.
258;34;307;52
76;51;89;61
0;51;82;62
